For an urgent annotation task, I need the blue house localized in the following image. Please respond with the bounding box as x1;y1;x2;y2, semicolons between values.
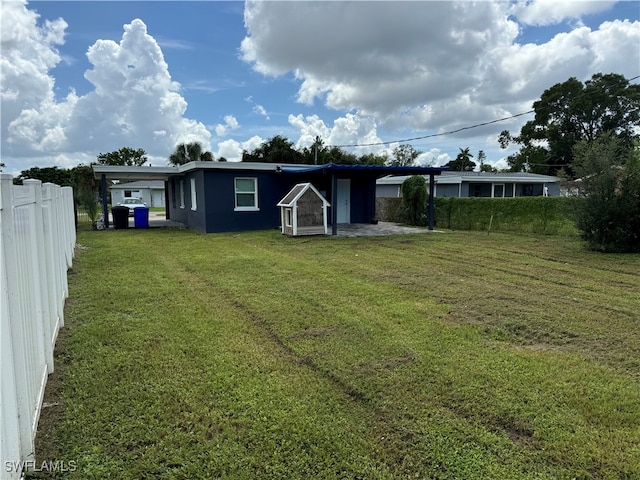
94;162;448;234
165;162;448;234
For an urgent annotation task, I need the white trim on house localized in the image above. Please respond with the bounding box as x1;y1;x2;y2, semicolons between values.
190;178;197;211
234;177;259;211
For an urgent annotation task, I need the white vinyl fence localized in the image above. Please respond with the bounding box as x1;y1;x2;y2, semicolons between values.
0;176;75;480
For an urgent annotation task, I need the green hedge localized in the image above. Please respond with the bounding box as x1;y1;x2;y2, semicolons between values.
433;197;579;235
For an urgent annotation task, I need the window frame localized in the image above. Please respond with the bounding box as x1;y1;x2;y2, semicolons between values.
190;178;197;211
234;177;259;211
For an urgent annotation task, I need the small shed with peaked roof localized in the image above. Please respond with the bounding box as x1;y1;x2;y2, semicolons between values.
277;183;330;236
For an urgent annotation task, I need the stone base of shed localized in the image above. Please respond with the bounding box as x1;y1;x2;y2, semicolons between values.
282;225;327;236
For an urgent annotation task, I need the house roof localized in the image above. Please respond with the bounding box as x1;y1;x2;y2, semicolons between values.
94;162;449;182
282;163;447;176
277;183;330;207
377;171;560;186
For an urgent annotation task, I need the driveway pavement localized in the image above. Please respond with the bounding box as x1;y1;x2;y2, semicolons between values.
335;222;440;237
104;213;436;236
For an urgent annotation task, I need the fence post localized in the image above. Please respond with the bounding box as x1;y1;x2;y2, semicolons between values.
0;176;36;467
43;184;66;328
0;175;24;479
24;180;55;375
61;186;76;268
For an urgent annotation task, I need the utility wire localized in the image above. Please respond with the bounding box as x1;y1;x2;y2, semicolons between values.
333;73;640;149
334;110;534;148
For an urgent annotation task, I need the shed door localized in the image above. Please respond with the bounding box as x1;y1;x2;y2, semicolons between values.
337;179;350;224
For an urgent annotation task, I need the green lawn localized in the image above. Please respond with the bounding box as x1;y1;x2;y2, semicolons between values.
34;228;640;479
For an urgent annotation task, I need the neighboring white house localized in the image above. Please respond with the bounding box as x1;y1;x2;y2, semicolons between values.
110;180;166;207
377;171;561;198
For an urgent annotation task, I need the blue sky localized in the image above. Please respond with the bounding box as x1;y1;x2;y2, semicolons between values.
1;1;639;175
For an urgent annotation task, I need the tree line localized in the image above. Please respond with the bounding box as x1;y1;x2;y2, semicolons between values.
11;72;638;251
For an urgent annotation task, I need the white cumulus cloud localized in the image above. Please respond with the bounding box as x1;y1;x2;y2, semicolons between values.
511;0;617;26
214;135;264;162
1;2;211;174
215;115;240;137
241;1;639;145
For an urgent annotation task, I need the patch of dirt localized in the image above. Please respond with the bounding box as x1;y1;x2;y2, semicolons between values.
289;325;342;340
353;352;417;376
32;325;72;472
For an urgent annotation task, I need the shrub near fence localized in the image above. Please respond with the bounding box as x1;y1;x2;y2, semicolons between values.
0;176;75;480
376;196;579;236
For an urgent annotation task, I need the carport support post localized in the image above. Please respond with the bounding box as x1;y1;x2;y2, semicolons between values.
331;173;338;236
428;174;435;231
101;173;109;229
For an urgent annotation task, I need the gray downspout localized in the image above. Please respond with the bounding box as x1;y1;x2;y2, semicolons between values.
428;174;435;231
331;173;337;236
101;173;109;229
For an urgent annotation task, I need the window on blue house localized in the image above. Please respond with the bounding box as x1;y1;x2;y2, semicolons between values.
190;178;197;211
234;178;258;211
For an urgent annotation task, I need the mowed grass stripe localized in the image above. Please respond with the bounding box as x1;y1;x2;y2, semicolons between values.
160;230;640;478
53;230;391;479
308;232;640;376
35;228;640;479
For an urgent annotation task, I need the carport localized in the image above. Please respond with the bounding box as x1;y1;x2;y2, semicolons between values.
93;165;178;228
281;164;448;233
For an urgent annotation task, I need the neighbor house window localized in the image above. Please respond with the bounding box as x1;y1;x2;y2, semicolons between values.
124;190;132;197
234;178;258;211
179;180;185;208
190;178;197;211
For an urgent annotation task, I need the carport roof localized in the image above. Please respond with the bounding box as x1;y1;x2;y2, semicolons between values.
93;165;177;182
282;163;448;176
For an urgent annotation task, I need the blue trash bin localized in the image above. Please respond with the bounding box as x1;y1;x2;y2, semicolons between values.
133;207;150;229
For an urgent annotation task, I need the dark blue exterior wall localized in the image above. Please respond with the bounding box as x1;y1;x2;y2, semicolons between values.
201;170;293;233
167;171;207;231
167;166;386;233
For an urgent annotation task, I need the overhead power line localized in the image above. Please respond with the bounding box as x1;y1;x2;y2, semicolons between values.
333;73;640;149
334;110;534;148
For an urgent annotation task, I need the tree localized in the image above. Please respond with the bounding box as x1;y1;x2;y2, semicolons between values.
389;144;420;167
325;146;358;165
358;152;387;166
300;136;328;165
480;163;498;173
572;134;640;252
477;150;486;169
477;150;498;173
242;135;302;163
69;164;100;195
14;166;72;185
97;147;148;166
499;73;640;177
168;142;214;165
400;175;428;226
477;150;498;172
446;147;476;171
